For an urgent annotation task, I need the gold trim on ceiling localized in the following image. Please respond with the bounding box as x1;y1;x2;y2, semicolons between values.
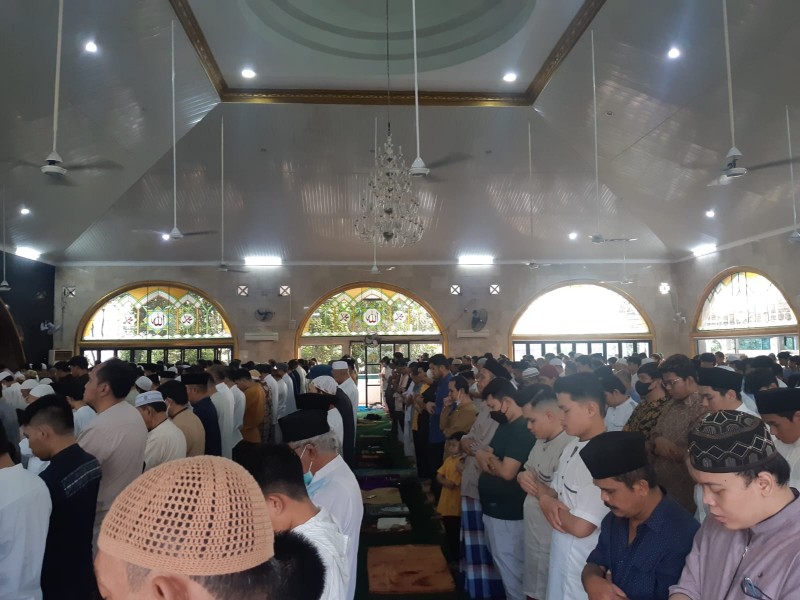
170;0;607;107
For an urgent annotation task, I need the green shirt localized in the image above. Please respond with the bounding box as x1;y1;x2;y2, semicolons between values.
478;417;535;520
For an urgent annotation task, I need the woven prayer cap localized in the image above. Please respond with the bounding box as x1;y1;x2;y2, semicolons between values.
98;456;274;575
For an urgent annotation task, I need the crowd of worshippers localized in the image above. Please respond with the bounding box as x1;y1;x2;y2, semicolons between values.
0;354;363;600
382;350;800;600
3;351;800;600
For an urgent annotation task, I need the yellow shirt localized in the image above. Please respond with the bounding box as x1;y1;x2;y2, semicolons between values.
436;455;463;517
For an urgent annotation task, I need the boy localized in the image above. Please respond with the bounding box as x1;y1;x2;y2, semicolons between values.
437;432;466;562
540;374;609;600
517;386;575;600
601;375;637;432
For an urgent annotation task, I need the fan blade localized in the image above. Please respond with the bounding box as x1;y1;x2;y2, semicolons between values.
44;175;78;186
746;157;800;173
181;230;218;237
0;158;41;169
425;152;472;169
707;174;733;187
66;159;123;172
603;237;637;243
132;229;167;236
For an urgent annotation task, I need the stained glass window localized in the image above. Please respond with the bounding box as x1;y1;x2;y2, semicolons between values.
302;286;439;337
82;285;232;341
513;284;650;335
697;272;797;331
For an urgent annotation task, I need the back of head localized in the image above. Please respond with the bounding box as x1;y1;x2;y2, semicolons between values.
600;375;627;396
749;355;774;371
208;365;227;384
658;354;697;380
265;530;325;600
240;444;308;502
744;368;778;395
158;380;189;405
19;394;74;434
482;377;516;402
96;359;138;400
554;373;607;414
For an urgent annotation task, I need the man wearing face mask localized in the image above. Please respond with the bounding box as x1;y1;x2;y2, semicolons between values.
440;375;478;438
624;362;670;441
279;409;362;600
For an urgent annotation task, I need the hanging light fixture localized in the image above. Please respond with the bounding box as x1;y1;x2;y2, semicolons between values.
1;189;10;292
354;0;424;248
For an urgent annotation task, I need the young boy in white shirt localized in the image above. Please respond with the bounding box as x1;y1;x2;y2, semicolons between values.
601;375;637;432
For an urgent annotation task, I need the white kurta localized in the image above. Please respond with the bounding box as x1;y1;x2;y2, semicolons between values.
3;382;25;411
0;464;52;600
275;376;289;419
308;455;364;600
72;405;96;437
211;383;235;459
338;377;359;430
264;375;280;425
296;366;308;395
229;383;246;447
327;407;345;449
19;438;49;475
777;438;800;489
144;418;187;470
547;438;609;600
294;507;350;600
604;397;637;432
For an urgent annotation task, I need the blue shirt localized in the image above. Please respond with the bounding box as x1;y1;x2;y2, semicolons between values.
586;492;699;600
428;373;453;444
192;397;222;456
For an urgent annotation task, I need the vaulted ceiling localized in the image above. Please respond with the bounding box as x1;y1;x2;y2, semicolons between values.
1;0;799;268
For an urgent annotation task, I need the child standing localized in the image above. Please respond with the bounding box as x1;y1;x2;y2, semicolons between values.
437;432;466;562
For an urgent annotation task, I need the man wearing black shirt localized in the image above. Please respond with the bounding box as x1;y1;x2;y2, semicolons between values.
20;394;102;600
183;371;222;456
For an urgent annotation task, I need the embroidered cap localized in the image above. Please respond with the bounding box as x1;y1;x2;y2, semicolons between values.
688;410;777;473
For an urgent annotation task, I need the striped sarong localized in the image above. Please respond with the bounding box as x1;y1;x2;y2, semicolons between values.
460;496;506;599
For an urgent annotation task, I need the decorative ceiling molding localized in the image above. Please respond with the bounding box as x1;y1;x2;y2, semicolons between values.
169;0;607;107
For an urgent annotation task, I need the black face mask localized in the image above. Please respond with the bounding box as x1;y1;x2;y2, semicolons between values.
490;410;508;425
635;381;651;397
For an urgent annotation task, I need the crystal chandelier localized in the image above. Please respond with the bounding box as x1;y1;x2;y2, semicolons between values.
355;129;424;247
354;0;424;248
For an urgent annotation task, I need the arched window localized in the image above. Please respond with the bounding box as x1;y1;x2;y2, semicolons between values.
77;282;235;366
510;283;653;360
694;270;798;357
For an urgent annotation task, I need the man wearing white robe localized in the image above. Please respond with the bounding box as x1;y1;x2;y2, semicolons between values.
333;361;359;432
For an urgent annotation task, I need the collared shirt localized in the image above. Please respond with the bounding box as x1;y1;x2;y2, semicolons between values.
294;507;350;600
587;492;699;600
0;464;52;600
429;372;453;444
308;454;363;600
144;417;187;470
171;406;206;457
671;491;800;600
191;397;222;456
228;382;246;447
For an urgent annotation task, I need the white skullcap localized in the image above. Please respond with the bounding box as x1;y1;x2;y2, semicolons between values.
39;378;53;385
135;376;153;391
477;357;488;367
331;361;348;370
549;358;564;367
312;375;338;395
21;379;39;390
40;363;47;370
715;365;736;372
616;358;628;365
135;390;165;408
168;366;178;373
726;354;740;362
641;358;655;365
522;367;540;378
451;358;462;365
30;384;55;399
14;371;24;381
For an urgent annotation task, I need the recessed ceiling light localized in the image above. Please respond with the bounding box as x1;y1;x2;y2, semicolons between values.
161;233;170;241
244;255;282;266
705;209;715;218
85;41;98;53
15;246;41;260
568;232;578;240
659;282;671;295
20;208;30;215
241;68;256;79
502;72;517;83
667;47;681;59
458;254;494;265
692;243;717;257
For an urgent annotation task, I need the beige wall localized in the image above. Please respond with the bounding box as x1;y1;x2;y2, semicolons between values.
54;261;688;361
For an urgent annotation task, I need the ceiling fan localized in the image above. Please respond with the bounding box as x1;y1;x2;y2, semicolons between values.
600;253;636;285
349;235;396;274
217;113;247;273
6;0;121;182
1;190;10;292
585;31;637;245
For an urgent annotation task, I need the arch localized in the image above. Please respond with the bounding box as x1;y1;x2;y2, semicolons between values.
75;281;237;353
294;281;447;353
510;281;654;340
693;267;798;334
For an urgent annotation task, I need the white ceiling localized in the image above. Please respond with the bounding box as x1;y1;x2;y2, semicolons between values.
2;0;800;268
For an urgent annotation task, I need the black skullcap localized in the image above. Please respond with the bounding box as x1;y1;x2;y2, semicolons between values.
296;393;334;411
580;431;648;480
688;410;776;473
279;410;330;444
482;358;511;381
181;372;210;386
697;367;743;392
754;387;800;416
158;370;177;380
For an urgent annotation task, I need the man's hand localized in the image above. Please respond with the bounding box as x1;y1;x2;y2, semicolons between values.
517;470;539;497
539;494;568;533
443;395;453;408
475;448;494;472
653;436;683;462
425;401;436;415
585;569;628;600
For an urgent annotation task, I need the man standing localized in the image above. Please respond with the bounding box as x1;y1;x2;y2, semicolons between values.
182;372;222;456
78;358;147;547
134;390;187;470
581;431;698;600
755;387;800;488
233;369;267;455
208;365;235;459
427;354;454;499
311;374;356;466
280;409;363;600
1;368;25;411
159;380;205;458
20;395;102;600
274;362;294;418
67;355;90;389
670;411;800;599
333;360;359;430
222;366;246;451
697;367;756;415
0;424;52;600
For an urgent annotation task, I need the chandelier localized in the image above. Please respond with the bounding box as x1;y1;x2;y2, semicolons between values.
355;129;424;247
354;0;425;248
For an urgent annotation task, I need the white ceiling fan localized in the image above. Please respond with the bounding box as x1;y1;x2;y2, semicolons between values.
600;253;636;285
0;189;10;292
217;113;248;273
585;31;636;245
349;236;396;274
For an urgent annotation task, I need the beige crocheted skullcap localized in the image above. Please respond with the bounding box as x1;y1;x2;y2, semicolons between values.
98;456;274;576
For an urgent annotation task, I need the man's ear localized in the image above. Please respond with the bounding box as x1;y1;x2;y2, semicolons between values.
149;573;197;600
266;493;285;514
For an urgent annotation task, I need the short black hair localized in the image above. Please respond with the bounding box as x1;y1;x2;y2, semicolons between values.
600;375;627;395
576;355;592;367
429;354;448;367
553;373;607;416
515;383;551;406
659;354;697;381
749;355;774;370
738;452;790;486
58;378;85;401
53;361;70;373
19;394;74;434
95;359;138;400
144;401;168;414
158;380;188;405
530;387;559;408
613;464;658;490
240;444;308;501
264;530;325;600
627;355;642;367
450;375;469;394
743;368;778;395
482;377;517;402
68;355;89;369
232;369;252;382
699;352;716;364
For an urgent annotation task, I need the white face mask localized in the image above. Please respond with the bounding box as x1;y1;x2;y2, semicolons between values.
426;369;433;380
469;382;478;393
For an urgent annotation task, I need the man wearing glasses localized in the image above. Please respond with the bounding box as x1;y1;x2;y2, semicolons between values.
670;410;800;600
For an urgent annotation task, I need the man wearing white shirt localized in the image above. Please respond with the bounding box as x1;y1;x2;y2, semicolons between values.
601;376;637;432
208;366;235;459
0;425;52;600
275;363;296;416
333;360;359;431
243;443;350;600
134;390;187;470
281;410;363;600
756;387;800;489
223;367;246;448
1;369;26;411
264;367;282;441
295;360;309;394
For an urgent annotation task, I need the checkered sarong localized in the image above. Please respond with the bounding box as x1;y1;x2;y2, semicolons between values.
460;496;506;599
